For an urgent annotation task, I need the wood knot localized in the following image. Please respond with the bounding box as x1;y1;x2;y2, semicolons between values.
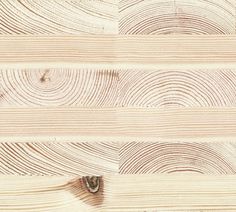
82;176;101;194
68;176;104;207
40;69;50;83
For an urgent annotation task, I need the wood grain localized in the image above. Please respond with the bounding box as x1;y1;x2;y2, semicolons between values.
2;174;236;211
0;108;116;136
0;0;118;35
0;142;118;176
0;69;119;107
119;69;236;107
2;1;236;211
119;142;236;174
3;69;236;107
1;36;236;69
1;107;236;139
119;0;236;34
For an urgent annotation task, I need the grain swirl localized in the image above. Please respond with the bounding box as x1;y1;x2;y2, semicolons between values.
0;142;118;175
119;0;235;34
119;142;236;174
0;0;117;34
119;69;236;107
1;69;119;106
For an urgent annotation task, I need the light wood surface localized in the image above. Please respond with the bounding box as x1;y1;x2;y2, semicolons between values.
1;175;236;211
2;36;236;68
1;0;236;211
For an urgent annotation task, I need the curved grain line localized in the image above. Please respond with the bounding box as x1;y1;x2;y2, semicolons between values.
1;69;119;107
0;0;117;34
0;142;118;176
119;142;236;174
119;70;236;107
119;0;235;34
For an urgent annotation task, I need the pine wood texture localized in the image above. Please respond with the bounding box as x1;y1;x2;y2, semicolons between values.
0;0;118;34
1;36;236;67
2;0;236;211
2;175;236;211
119;0;236;34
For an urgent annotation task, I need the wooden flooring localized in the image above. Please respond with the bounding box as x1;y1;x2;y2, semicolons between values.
1;0;236;211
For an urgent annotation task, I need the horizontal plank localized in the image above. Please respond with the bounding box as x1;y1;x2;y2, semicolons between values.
2;69;236;107
1;174;236;211
1;36;236;69
2;140;236;176
119;0;236;34
118;107;236;139
0;69;119;107
119;69;236;107
119;142;236;174
0;108;116;136
0;36;116;63
0;142;118;176
0;0;118;34
1;108;236;139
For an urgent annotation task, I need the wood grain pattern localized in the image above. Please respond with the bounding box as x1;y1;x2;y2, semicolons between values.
0;142;118;176
2;175;236;211
2;107;236;139
1;36;236;68
2;0;236;211
0;108;116;136
0;0;118;34
119;69;236;107
119;142;236;174
119;0;236;34
0;69;119;107
2;69;236;107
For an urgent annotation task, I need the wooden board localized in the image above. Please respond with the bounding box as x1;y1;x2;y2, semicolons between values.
2;0;236;211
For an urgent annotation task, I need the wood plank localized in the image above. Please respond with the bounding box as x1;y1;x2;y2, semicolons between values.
0;69;119;107
0;0;118;34
118;107;236;139
2;68;236;107
1;107;236;139
119;69;236;107
2;140;236;176
1;174;236;211
119;0;236;34
3;69;236;107
0;108;116;136
1;36;236;69
119;141;236;174
0;142;118;176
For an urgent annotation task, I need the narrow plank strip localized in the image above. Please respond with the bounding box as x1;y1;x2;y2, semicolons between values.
0;0;118;34
1;36;236;66
0;108;116;136
119;107;236;139
119;0;235;34
119;69;236;107
1;175;236;211
119;142;236;174
3;69;236;107
1;108;236;139
2;140;235;176
2;69;236;107
0;142;118;176
0;69;119;107
0;36;116;63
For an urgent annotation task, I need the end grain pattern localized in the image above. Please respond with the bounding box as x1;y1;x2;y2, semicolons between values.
0;142;119;176
119;0;236;34
0;0;118;34
0;69;119;107
3;69;236;107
